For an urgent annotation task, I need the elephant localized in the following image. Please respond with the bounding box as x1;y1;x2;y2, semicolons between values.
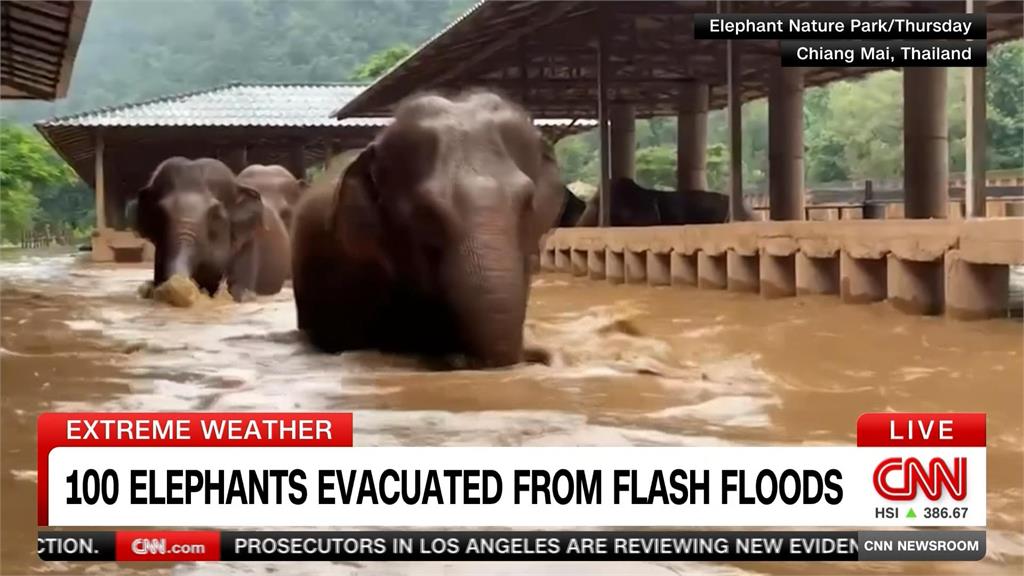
231;165;301;294
236;164;306;230
134;157;273;301
575;178;731;226
291;90;566;367
555;186;586;227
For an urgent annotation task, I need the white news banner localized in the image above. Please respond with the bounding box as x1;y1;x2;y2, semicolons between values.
47;446;985;528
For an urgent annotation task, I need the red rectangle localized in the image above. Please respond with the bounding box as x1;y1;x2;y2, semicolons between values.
857;412;985;447
38;412;352;526
116;530;219;562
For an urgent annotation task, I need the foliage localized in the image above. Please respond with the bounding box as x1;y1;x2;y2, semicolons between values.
635;146;676;190
0;123;77;242
352;44;413;81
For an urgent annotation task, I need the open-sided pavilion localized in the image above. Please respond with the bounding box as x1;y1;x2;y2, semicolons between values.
334;0;1022;224
333;0;1024;320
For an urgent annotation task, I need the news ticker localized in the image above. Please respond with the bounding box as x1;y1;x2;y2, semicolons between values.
692;13;987;67
38;530;986;562
39;412;985;529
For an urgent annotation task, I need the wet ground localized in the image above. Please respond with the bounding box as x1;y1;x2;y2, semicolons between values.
1;250;1022;575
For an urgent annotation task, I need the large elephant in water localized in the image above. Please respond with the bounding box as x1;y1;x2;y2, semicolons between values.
575;178;730;226
135;157;265;299
291;91;565;367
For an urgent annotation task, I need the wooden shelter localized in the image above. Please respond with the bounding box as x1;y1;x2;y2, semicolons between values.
1;0;91;100
333;0;1023;225
35;81;593;260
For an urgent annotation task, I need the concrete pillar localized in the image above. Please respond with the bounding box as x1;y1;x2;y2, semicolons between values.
727;251;759;293
554;248;571;273
904;67;949;218
219;145;248;173
796;253;839;295
671;252;698;286
597;20;611;227
887;255;944;315
698;252;727;289
607;251;625;284
677;82;709;191
588;249;606;280
609;103;636;182
647;252;670;286
965;0;987;218
760;253;796;298
768;65;805;221
625;250;647;284
727;39;746;221
945;249;1009;319
540;248;555;272
94;132;106;230
571;249;588;276
840;251;887;303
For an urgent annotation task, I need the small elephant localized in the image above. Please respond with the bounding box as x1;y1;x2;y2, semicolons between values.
229;166;295;296
575;178;732;226
236;164;306;231
136;157;264;299
291;91;565;367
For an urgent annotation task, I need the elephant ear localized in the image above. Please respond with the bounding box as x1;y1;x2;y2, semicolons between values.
135;185;163;241
229;184;266;248
331;145;382;260
525;143;566;246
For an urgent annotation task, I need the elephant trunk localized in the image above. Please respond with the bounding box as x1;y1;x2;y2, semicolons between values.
162;221;200;282
444;228;527;368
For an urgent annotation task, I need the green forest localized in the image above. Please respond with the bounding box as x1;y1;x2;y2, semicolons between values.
1;0;1021;244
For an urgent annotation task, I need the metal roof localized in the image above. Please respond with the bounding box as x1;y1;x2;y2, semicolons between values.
335;0;1024;119
35;82;595;196
1;0;91;100
39;81;595;130
39;82;385;128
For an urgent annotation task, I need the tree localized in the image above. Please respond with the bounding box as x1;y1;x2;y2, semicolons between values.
635;146;676;190
351;44;412;81
0;123;75;242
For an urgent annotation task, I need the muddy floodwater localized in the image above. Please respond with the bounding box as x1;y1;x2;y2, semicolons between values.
2;250;1022;576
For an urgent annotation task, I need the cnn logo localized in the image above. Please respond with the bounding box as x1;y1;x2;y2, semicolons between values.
873;457;967;501
131;538;166;555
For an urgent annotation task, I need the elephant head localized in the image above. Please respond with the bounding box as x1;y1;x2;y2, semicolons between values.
332;91;565;366
136;157;264;295
235;164;306;230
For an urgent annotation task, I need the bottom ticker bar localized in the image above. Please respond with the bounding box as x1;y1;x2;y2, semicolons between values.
37;530;986;562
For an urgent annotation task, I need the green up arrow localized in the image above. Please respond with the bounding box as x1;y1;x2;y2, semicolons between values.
907;508;917;518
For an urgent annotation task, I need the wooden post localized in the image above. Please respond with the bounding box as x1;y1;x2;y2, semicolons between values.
727;39;744;221
322;140;336;170
964;0;986;218
597;8;612;228
94;131;107;230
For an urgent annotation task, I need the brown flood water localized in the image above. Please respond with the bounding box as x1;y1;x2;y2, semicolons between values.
1;251;1022;576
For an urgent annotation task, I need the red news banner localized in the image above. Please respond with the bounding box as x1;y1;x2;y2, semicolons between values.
37;412;353;525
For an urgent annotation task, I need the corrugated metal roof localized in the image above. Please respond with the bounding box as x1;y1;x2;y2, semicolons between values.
39;81;593;129
39;82;387;128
